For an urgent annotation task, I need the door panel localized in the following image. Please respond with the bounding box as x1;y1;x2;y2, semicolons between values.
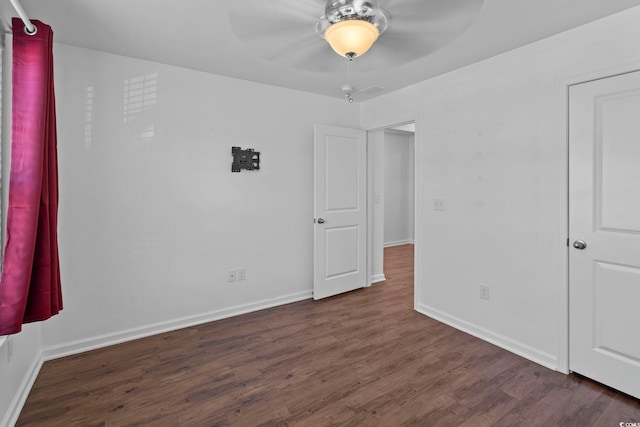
326;137;360;211
593;262;640;362
314;125;367;300
569;70;640;399
598;90;640;231
325;226;360;278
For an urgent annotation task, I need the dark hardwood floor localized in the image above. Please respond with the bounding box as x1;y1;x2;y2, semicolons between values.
17;244;640;426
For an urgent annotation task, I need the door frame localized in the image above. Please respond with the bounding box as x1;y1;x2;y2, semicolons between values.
365;118;420;310
561;64;640;374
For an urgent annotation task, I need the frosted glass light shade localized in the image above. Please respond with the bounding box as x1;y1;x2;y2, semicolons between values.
324;19;379;58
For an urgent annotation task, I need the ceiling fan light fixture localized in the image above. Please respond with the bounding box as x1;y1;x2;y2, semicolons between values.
315;0;389;59
324;19;379;58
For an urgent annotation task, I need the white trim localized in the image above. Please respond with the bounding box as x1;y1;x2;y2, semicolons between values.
0;336;7;349
42;290;312;361
370;273;386;283
558;77;571;375
413;117;420;311
383;239;414;248
366;131;373;288
1;351;43;427
416;303;558;371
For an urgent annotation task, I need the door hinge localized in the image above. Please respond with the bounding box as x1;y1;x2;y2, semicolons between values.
566;238;570;247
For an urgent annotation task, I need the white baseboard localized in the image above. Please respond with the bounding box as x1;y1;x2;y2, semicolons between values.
415;303;558;371
371;274;386;284
42;290;312;361
384;240;414;248
2;353;43;427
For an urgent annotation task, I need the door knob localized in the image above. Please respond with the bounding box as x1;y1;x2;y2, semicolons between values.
317;218;325;224
573;239;587;250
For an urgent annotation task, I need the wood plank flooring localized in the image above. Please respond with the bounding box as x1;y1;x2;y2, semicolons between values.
17;244;640;426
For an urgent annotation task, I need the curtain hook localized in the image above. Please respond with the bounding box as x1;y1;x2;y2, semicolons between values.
24;23;37;35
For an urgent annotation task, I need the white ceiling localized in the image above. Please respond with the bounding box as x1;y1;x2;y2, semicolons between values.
2;0;640;101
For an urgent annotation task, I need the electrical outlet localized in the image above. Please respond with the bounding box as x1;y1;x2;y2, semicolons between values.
480;284;490;301
237;268;246;281
227;270;237;283
433;198;445;211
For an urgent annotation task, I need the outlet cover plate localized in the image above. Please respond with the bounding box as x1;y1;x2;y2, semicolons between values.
480;284;490;301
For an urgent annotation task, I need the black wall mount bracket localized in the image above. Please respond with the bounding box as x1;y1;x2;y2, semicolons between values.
231;146;260;172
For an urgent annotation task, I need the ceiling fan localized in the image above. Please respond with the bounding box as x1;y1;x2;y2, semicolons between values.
229;0;483;100
229;0;484;70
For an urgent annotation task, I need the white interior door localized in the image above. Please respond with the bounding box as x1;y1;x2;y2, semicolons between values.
314;124;367;300
569;70;640;399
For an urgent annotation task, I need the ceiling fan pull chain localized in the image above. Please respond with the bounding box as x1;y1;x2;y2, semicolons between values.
344;57;354;103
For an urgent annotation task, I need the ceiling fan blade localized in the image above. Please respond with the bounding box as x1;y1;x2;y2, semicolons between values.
389;0;478;12
229;0;322;41
280;44;345;73
242;32;320;58
353;0;483;69
378;32;443;55
232;29;341;73
234;0;322;21
354;36;434;70
228;0;339;71
263;35;327;62
386;0;484;33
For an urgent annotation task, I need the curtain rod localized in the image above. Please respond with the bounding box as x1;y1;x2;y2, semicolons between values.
9;0;36;35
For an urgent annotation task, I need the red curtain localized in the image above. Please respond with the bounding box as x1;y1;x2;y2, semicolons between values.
0;18;61;335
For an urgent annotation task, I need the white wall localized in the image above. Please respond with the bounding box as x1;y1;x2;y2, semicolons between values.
41;44;360;356
368;130;385;283
383;130;414;246
362;6;640;371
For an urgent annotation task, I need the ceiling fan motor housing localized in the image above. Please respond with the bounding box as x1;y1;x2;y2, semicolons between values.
317;0;389;37
325;0;376;23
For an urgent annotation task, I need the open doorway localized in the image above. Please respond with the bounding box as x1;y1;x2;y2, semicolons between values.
368;121;416;303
